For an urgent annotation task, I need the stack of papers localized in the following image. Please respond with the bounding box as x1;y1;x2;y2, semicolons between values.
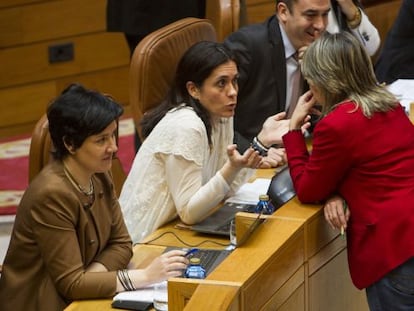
387;79;414;113
113;286;154;303
225;178;271;205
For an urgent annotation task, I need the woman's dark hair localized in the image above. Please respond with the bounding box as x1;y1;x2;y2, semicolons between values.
47;83;124;160
140;41;237;145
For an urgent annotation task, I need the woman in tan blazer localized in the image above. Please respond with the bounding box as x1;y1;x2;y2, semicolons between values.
0;84;188;311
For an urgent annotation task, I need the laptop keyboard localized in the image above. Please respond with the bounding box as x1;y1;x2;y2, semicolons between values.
164;247;231;276
188;249;224;274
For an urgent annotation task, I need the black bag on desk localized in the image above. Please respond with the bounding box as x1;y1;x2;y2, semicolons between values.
266;166;296;210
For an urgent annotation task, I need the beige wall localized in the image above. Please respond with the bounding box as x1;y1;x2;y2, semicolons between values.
0;0;130;138
0;0;402;138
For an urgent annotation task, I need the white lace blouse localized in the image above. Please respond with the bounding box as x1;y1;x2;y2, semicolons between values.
119;106;254;243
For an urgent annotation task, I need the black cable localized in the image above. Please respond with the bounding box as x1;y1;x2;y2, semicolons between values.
133;231;230;248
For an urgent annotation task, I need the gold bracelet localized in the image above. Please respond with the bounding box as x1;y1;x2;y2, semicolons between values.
347;7;362;29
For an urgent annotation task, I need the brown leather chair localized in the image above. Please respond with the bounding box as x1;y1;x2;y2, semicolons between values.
28;114;126;196
129;17;217;140
206;0;241;41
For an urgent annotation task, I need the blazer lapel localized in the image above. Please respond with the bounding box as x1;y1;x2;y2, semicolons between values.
267;16;287;112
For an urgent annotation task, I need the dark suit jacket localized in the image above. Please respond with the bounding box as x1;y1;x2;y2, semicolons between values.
283;102;414;289
224;1;364;152
224;15;293;151
0;161;132;311
106;0;205;36
375;0;414;84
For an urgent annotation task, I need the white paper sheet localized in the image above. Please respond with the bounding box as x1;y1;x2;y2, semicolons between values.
112;285;156;303
387;79;414;112
225;178;271;204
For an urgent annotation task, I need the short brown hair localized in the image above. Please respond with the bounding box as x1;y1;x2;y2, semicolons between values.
276;0;296;12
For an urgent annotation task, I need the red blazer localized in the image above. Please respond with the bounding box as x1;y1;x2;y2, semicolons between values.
283;101;414;289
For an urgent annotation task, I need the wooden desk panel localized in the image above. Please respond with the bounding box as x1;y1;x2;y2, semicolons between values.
273;197;339;259
262;266;305;311
170;280;241;311
209;216;304;280
309;248;369;311
185;215;306;311
170;210;305;310
272;196;369;311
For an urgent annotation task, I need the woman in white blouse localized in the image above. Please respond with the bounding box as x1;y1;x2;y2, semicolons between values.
119;41;289;242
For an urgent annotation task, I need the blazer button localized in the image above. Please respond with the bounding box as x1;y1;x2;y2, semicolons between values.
89;239;95;244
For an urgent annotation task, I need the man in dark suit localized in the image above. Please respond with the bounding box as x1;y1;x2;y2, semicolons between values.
106;0;205;151
224;0;380;168
375;0;414;84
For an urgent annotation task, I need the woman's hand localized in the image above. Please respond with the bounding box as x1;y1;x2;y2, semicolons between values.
323;195;350;231
257;112;290;146
227;144;262;169
117;250;188;292
144;250;188;282
259;147;286;169
219;145;262;185
289;91;318;131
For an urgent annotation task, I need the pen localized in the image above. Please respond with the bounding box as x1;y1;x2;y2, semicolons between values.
184;248;199;257
341;200;348;239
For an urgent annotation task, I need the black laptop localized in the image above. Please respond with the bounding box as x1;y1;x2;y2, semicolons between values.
266;166;296;209
191;166;296;237
191;202;255;236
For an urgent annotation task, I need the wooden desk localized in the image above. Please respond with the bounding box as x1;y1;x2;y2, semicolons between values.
65;169;369;311
65;219;231;311
410;102;414;123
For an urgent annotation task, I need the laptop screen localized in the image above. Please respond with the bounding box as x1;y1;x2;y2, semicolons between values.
191;202;255;236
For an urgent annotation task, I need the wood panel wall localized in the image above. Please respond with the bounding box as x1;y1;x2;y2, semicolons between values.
0;0;130;138
0;0;403;138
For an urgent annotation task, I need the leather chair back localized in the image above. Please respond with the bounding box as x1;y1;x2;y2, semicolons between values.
129;17;216;140
28;114;126;196
206;0;241;41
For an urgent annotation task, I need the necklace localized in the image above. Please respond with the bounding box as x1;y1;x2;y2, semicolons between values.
63;164;94;197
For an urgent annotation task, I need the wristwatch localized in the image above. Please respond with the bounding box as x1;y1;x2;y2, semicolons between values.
251;136;269;156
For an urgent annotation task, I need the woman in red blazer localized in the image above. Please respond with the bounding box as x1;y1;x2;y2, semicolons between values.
282;32;414;310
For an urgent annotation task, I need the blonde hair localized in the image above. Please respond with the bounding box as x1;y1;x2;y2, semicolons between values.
301;32;397;117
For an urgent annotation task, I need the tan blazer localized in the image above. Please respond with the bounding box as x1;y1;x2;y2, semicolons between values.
0;161;133;311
